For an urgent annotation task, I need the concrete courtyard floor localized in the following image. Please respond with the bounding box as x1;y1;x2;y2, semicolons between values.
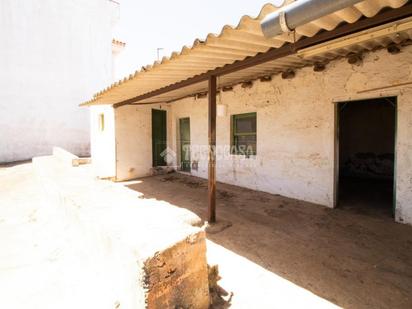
2;162;412;308
0;160;206;309
0;162;140;308
125;172;412;309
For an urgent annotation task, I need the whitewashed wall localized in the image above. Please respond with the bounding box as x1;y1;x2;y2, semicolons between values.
111;46;412;225
90;105;116;178
170;82;333;207
114;104;172;181
0;0;116;162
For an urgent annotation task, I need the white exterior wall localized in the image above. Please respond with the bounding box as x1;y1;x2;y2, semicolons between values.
114;104;172;181
111;46;412;225
170;82;333;206
0;0;116;162
90;105;116;178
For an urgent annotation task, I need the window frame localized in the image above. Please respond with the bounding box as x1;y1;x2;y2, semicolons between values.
98;113;105;132
230;112;257;156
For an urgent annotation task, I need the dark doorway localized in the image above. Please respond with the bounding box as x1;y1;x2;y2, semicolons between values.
337;97;396;218
179;117;191;172
152;109;167;167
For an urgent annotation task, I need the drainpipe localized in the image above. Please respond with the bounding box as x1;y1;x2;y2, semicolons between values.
261;0;364;38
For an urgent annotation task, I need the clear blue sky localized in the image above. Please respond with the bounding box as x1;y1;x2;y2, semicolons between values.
113;0;284;79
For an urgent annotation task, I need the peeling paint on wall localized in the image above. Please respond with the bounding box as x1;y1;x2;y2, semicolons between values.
110;45;412;225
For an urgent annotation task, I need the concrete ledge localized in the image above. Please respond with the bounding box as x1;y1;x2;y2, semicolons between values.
52;147;91;167
32;155;209;308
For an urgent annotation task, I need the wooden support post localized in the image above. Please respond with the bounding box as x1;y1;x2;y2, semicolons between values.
208;75;217;223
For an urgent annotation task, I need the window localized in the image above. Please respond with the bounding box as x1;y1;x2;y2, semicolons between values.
231;112;256;155
98;113;105;132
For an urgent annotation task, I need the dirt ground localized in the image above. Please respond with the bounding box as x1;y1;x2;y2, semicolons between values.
2;162;411;308
126;172;412;309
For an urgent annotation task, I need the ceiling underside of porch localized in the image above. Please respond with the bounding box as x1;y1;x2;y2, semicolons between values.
136;24;412;104
82;0;410;106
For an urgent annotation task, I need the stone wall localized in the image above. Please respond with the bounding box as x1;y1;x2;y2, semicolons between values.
144;231;209;309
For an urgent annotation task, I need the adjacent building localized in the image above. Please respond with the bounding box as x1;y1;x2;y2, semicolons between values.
0;0;121;162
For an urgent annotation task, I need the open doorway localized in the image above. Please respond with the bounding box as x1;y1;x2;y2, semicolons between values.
336;97;396;218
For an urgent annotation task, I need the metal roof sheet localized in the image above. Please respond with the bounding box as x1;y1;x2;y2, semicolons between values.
112;39;126;47
82;0;409;106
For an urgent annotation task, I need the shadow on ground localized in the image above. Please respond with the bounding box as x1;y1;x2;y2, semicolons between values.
0;159;32;169
125;173;412;308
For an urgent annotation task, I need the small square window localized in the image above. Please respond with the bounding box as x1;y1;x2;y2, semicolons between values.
98;113;105;132
231;112;256;155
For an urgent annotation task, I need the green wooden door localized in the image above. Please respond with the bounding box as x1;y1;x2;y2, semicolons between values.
179;118;191;172
152;109;167;167
392;97;397;218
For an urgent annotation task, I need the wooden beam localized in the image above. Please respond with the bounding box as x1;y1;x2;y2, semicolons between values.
208;75;217;223
113;45;293;108
112;4;412;109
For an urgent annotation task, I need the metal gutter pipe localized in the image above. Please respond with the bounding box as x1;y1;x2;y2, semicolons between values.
261;0;364;38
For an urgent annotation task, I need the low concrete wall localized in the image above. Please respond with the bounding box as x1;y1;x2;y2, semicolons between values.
144;231;209;308
33;154;209;308
52;146;90;167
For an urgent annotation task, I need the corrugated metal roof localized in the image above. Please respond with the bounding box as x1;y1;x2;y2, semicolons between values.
112;39;126;47
83;0;409;106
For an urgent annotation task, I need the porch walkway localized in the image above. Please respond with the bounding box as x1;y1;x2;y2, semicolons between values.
126;173;412;309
